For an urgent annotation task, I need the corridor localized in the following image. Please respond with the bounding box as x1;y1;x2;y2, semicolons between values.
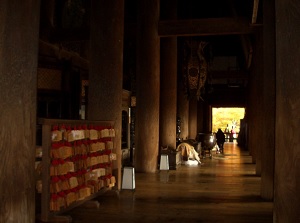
65;143;273;223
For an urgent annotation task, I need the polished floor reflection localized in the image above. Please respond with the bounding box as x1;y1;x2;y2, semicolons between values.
66;143;273;223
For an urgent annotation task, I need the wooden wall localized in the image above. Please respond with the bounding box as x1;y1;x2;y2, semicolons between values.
274;0;300;221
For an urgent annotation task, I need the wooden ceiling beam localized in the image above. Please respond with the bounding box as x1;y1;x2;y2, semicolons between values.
158;17;261;37
43;17;262;41
252;0;260;24
39;40;89;70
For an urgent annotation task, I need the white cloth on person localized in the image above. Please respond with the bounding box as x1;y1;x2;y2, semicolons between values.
177;142;201;164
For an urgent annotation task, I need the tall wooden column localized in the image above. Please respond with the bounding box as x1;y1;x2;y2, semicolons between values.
247;30;264;171
177;81;189;141
274;0;300;221
203;102;211;132
177;40;189;141
160;0;177;150
261;0;275;200
89;0;124;187
188;99;198;139
254;31;264;175
0;1;40;222
135;0;160;172
160;37;177;149
197;101;205;134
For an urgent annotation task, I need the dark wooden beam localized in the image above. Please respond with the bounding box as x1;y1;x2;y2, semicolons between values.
252;0;260;24
41;18;262;42
39;40;89;70
41;17;261;41
206;87;247;107
158;17;261;37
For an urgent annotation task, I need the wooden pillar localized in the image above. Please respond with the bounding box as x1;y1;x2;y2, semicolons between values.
188;99;198;139
254;31;263;175
203;102;211;133
0;1;40;222
160;0;177;150
247;30;264;171
89;0;124;188
177;39;189;141
274;0;300;221
135;0;160;172
247;78;255;160
177;79;189;141
261;0;275;200
197;101;205;134
160;38;177;149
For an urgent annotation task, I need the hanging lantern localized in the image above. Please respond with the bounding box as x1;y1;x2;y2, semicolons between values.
183;40;208;100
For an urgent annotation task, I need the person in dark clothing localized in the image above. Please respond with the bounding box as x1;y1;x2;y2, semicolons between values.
216;128;225;153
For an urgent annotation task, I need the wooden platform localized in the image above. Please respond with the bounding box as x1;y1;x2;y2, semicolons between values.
61;143;273;223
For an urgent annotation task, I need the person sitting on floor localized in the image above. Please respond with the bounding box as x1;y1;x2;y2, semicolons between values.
177;142;201;164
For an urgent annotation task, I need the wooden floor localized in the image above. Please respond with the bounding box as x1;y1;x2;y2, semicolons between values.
64;143;273;223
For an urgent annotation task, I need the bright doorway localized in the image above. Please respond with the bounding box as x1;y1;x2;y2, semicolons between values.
212;107;245;136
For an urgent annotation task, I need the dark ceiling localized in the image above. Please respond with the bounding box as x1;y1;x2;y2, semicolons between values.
124;0;262;106
39;0;263;107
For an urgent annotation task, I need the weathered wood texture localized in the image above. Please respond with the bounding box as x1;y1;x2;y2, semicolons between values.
135;0;160;173
65;143;273;223
188;99;198;139
160;38;177;150
274;0;300;222
89;0;124;188
159;0;177;151
203;102;212;132
261;0;275;201
177;40;190;140
197;101;205;133
176;82;189;141
254;31;264;176
247;30;264;170
0;1;40;223
177;94;189;140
